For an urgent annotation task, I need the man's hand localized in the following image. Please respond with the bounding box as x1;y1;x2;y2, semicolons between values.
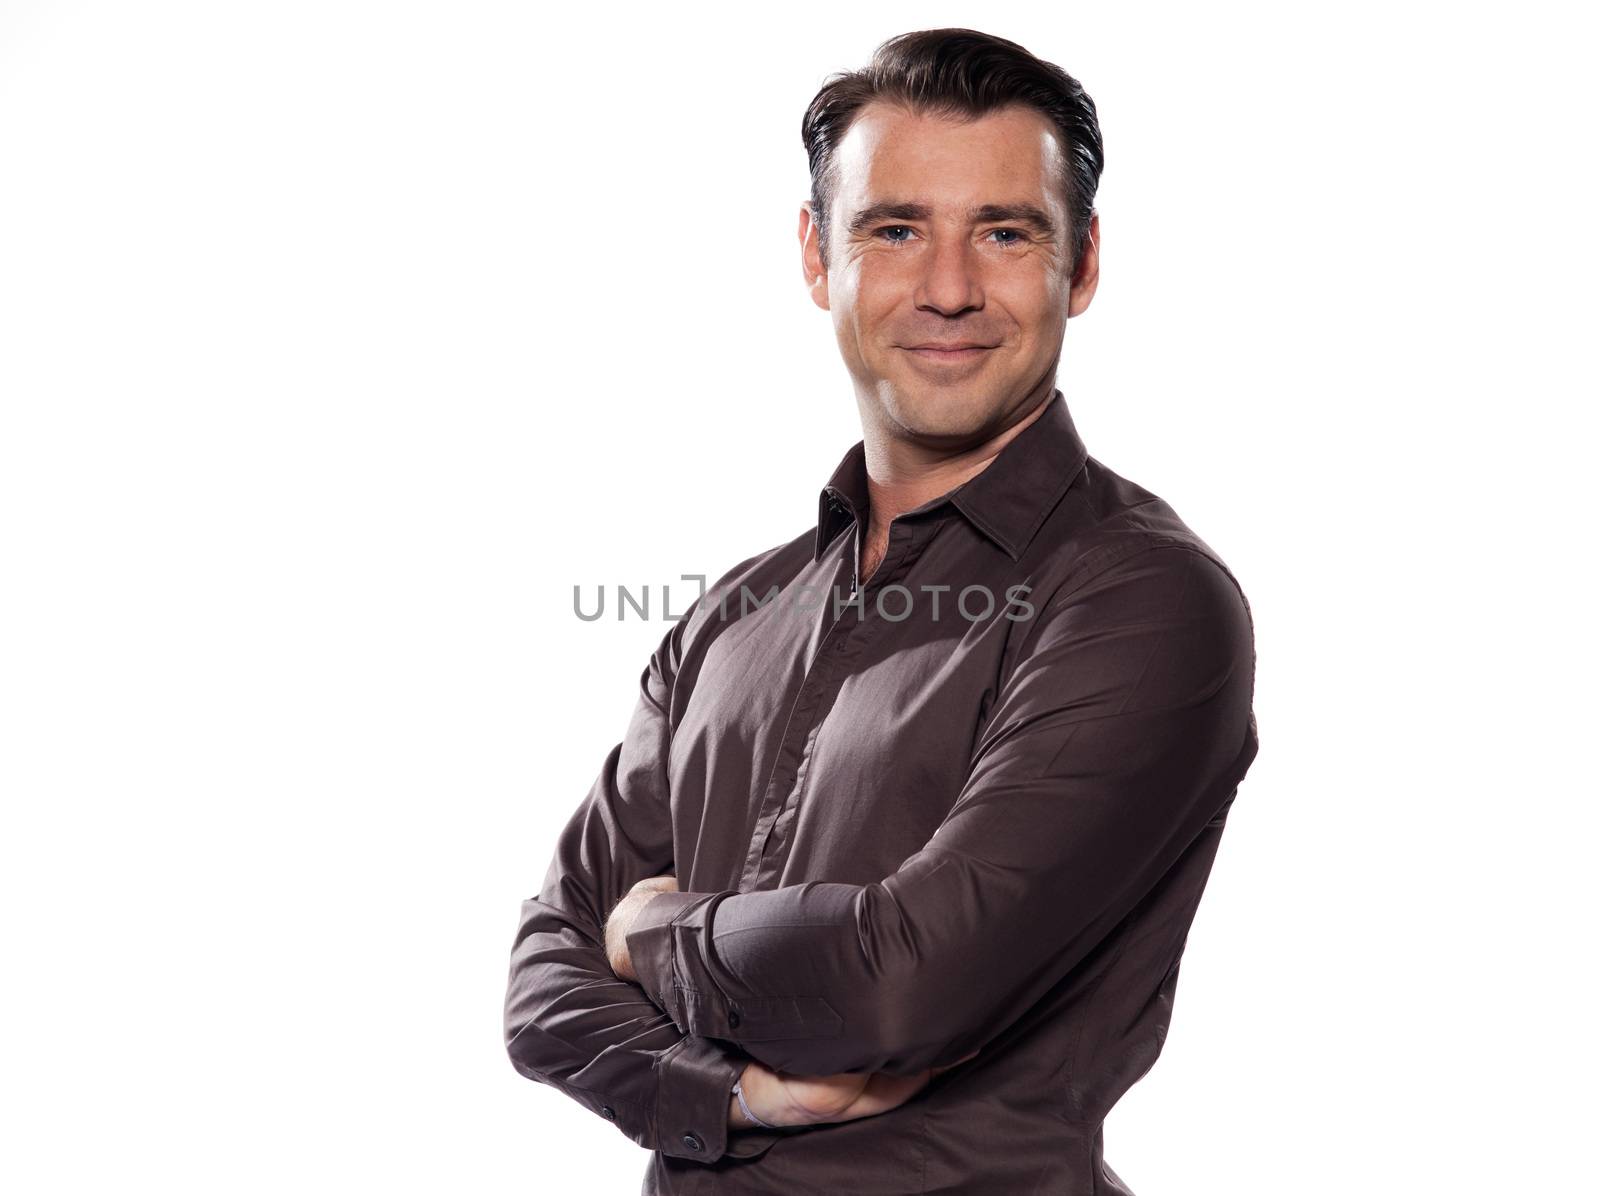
604;873;679;982
729;1050;982;1132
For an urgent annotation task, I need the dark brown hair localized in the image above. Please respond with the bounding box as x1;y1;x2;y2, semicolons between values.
800;28;1105;269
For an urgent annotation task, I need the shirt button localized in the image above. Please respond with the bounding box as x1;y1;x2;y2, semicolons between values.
681;1132;704;1152
728;1008;741;1029
600;1105;616;1121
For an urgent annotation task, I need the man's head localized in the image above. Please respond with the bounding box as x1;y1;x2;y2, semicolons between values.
799;29;1104;442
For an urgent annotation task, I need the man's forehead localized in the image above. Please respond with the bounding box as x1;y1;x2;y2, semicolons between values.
832;101;1068;213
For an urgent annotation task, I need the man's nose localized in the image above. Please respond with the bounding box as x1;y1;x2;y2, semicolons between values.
912;234;983;316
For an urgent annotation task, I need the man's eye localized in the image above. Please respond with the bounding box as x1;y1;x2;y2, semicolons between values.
988;228;1025;246
877;226;916;243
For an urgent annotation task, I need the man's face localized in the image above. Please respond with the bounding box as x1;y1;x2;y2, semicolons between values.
801;100;1099;442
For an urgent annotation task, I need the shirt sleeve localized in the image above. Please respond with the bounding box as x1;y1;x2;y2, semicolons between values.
624;544;1260;1077
503;607;789;1163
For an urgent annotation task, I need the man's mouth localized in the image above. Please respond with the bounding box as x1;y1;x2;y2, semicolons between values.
902;343;996;362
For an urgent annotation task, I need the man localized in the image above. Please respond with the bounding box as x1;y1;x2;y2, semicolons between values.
504;27;1259;1195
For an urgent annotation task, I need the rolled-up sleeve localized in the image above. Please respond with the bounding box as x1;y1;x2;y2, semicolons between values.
626;545;1259;1077
504;608;786;1162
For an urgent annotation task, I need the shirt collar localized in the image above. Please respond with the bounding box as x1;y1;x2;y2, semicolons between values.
813;388;1089;563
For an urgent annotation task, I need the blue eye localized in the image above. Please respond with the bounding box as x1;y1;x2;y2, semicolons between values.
879;226;915;243
990;228;1024;245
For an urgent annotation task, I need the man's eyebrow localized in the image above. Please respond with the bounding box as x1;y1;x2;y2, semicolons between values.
969;203;1058;236
845;201;1058;237
845;201;934;237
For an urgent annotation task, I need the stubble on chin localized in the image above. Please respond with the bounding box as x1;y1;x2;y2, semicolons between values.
871;380;1012;445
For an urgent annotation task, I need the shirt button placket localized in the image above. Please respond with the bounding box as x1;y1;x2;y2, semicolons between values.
741;526;927;887
739;555;855;887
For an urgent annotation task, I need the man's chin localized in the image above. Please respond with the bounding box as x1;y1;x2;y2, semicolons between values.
875;376;1015;442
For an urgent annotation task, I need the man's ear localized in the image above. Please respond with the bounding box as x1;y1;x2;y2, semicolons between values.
1067;210;1100;318
799;201;830;311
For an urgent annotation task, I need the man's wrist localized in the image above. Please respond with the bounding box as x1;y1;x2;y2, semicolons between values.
730;1074;766;1130
718;1061;797;1160
728;1064;753;1130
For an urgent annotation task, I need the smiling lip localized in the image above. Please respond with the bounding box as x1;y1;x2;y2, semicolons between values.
903;343;996;360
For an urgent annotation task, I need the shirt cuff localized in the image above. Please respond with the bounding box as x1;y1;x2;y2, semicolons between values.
653;1033;789;1163
625;889;724;1021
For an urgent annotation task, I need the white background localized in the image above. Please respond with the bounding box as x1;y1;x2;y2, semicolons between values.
2;2;1595;1192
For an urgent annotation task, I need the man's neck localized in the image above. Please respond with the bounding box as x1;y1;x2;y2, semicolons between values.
851;379;1057;584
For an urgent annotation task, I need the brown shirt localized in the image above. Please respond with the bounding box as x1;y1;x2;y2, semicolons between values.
503;390;1260;1194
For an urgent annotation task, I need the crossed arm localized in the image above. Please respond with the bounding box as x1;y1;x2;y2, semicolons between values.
611;546;1258;1079
507;544;1256;1157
